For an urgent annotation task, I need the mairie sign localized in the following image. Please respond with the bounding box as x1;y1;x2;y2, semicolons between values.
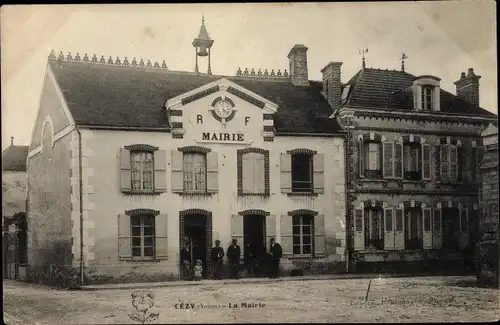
195;131;252;144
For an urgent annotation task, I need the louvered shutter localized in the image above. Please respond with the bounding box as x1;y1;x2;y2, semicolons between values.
383;142;394;178
435;144;442;182
384;208;395;250
254;153;266;194
241;153;255;193
120;149;131;192
354;208;364;250
394;208;404;249
154;150;167;193
171;150;184;192
422;144;431;180
457;146;465;182
155;214;168;259
118;214;132;260
280;153;292;193
422;208;432;249
358;140;365;178
231;214;244;258
206;152;218;193
433;209;442;249
280;215;293;255
394;142;403;178
441;145;449;182
314;214;325;256
266;215;276;250
313;154;324;194
450;145;458;183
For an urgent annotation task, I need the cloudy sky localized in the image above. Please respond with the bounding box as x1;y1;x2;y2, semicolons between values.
1;1;497;150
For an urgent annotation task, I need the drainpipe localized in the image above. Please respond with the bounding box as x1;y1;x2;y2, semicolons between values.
343;113;354;273
76;127;84;285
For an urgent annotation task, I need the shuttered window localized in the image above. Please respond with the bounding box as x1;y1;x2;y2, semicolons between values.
440;145;459;183
421;144;432;180
240;151;267;195
131;215;155;258
367;143;380;171
183;153;206;192
281;152;324;194
131;152;153;190
383;141;403;179
292;215;313;255
120;146;166;193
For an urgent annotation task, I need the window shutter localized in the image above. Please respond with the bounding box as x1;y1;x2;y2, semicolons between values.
394;208;404;249
155;214;168;259
280;153;292;193
171;150;184;193
354;208;364;250
433;209;442;249
206;152;219;193
265;215;276;250
383;142;394;178
450;145;458;183
422;144;431;180
313;153;325;194
242;153;255;193
118;214;131;260
358;140;365;178
314;214;325;256
153;150;167;193
254;153;266;194
394;142;403;178
120;148;131;192
441;145;449;182
458;146;465;182
384;208;395;250
422;208;432;249
459;208;469;249
231;214;244;258
435;145;442;182
280;215;293;255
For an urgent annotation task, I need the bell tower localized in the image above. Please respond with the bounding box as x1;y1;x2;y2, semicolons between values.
192;16;214;75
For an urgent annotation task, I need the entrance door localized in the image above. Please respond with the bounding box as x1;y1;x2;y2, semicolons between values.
244;215;266;258
183;215;207;278
405;209;422;249
442;208;459;250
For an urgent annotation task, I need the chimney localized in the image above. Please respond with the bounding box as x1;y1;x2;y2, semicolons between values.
11;137;14;145
454;68;481;106
287;44;309;86
321;62;343;110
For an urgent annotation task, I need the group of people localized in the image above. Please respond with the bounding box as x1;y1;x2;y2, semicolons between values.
180;237;282;281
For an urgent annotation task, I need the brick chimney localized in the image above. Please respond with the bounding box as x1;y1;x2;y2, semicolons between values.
288;44;309;86
454;68;481;106
321;62;343;110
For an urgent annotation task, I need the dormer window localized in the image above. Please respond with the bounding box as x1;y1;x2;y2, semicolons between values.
421;86;434;110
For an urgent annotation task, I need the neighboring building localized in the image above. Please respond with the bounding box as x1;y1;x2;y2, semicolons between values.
2;137;29;279
26;19;347;284
336;61;497;271
477;123;499;286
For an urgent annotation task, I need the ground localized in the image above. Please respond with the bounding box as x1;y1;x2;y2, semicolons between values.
3;276;499;324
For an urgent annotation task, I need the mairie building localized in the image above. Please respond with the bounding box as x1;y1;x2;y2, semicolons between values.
26;20;347;284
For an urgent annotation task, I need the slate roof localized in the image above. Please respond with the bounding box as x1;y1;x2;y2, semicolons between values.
49;60;343;134
343;68;496;117
2;144;29;172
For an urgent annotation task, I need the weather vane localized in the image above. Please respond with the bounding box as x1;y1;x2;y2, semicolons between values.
401;53;409;72
359;48;368;69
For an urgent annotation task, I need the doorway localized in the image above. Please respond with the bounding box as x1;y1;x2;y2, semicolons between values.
183;215;208;278
442;208;459;250
405;208;422;249
244;215;266;257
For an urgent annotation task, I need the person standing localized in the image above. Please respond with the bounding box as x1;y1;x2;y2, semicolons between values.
269;238;282;278
211;240;225;280
244;243;256;277
180;238;192;280
226;238;241;279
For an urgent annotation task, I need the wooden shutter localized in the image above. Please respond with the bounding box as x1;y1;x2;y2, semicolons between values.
206;152;218;193
120;148;131;192
265;215;276;250
118;214;131;260
432;209;442;249
457;146;465;182
441;145;449;182
450;145;458;182
242;153;255;193
155;214;168;259
358;140;365;178
313;154;325;194
280;153;292;193
354;208;364;250
314;214;325;256
154;150;167;193
394;142;403;178
435;144;442;182
255;153;266;194
422;208;432;249
422;144;431;180
394;208;404;249
171;150;184;193
384;208;395;250
280;215;293;255
383;142;394;178
459;208;469;249
231;214;244;258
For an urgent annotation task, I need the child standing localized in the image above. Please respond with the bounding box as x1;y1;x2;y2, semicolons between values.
193;259;203;281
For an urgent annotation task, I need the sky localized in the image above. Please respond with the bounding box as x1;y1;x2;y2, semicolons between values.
1;1;497;150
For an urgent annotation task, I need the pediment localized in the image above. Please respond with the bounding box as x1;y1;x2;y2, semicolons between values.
164;78;279;114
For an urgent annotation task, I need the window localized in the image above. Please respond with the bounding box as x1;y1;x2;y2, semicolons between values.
403;144;421;180
383;141;403;179
238;149;269;196
359;141;381;178
131;152;154;190
421;144;432;180
364;209;384;250
183;153;207;192
291;154;313;192
292;215;313;255
367;143;380;170
131;215;155;258
471;146;480;182
421;86;434;110
440;145;459;183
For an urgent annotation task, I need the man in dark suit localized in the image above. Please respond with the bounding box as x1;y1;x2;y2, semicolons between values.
211;240;225;280
226;238;241;279
180;238;192;280
269;238;282;278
